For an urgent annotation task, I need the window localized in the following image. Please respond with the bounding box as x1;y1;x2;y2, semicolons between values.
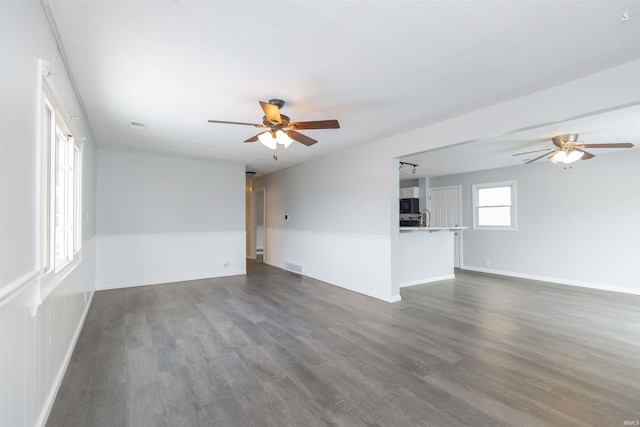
41;85;82;280
472;181;517;230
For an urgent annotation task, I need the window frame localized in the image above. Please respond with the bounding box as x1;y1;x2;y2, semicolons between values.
39;79;83;297
472;180;517;231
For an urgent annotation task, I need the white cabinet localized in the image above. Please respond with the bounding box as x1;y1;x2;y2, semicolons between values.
400;187;419;198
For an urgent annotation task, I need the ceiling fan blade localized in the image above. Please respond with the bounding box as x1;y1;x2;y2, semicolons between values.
580;143;634;149
289;120;340;130
576;148;595;160
286;130;317;146
208;119;265;127
526;150;557;164
244;133;262;143
512;148;553;156
260;101;282;125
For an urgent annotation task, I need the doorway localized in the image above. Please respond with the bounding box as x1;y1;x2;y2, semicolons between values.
255;188;265;258
246;181;265;261
429;185;462;268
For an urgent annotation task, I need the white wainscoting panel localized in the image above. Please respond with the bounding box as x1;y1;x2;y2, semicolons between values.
0;239;95;427
264;228;396;302
96;231;246;290
0;276;36;427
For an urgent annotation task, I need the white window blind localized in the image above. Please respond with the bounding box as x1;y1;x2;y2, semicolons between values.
473;181;517;230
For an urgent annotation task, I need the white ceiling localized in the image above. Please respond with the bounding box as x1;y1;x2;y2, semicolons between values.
399;104;640;180
44;0;640;177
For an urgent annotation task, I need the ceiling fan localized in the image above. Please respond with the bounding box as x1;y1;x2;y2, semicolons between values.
208;99;340;149
513;133;634;164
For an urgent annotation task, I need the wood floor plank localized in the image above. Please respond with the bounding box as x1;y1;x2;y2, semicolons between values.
47;261;640;427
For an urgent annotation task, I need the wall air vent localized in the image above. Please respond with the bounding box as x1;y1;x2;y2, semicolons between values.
284;262;304;275
130;121;147;130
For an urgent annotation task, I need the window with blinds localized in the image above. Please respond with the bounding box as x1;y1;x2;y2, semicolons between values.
472;181;517;230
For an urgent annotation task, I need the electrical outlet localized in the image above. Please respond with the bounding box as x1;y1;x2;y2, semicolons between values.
485;260;491;267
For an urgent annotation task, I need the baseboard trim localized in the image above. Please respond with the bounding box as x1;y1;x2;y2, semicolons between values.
37;289;95;427
263;259;400;303
461;265;640;296
386;295;402;303
96;270;246;291
303;269;401;303
400;274;456;288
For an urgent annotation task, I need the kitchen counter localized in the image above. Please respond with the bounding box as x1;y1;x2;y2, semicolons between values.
399;226;466;288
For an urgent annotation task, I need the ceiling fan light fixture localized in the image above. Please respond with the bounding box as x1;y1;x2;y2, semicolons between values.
275;130;294;148
566;150;584;163
549;150;584;164
258;131;278;149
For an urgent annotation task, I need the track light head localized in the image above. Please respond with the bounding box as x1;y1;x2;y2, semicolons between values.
400;161;419;174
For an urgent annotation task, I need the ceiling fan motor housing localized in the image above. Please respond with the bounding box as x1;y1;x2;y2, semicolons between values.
552;133;579;147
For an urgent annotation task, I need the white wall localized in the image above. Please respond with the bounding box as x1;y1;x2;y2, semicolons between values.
256;60;640;302
255;144;399;302
430;149;640;293
0;1;97;426
96;150;246;289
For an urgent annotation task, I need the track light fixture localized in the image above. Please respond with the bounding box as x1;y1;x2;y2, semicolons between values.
399;161;418;174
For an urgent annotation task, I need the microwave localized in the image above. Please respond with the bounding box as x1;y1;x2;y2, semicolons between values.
400;198;420;214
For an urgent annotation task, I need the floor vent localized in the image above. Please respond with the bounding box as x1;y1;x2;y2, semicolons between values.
285;262;304;275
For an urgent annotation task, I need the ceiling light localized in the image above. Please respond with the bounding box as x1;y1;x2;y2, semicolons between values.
549;150;584;164
258;130;295;149
275;130;294;148
399;161;418;173
258;131;278;149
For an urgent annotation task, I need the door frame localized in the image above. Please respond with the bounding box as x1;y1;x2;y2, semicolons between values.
254;187;265;258
247;185;266;260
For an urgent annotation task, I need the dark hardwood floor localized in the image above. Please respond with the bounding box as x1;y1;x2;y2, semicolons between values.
47;260;640;426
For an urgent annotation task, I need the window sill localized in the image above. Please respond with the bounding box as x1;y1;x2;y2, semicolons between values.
35;254;82;314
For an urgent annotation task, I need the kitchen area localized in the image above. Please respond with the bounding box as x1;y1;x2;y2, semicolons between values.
399;183;466;288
